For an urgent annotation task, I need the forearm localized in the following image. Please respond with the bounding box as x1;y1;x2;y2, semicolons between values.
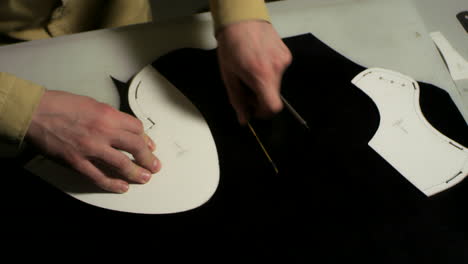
0;72;45;157
209;0;271;32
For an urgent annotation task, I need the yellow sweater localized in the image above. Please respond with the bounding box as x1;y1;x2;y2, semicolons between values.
0;0;270;157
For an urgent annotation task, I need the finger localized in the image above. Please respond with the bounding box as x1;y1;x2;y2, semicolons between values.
115;111;145;135
222;71;250;124
96;147;153;184
144;133;156;152
110;131;161;174
241;70;283;118
74;159;130;193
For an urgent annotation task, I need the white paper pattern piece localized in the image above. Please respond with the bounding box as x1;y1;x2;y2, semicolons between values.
429;32;468;82
352;68;468;196
25;66;220;214
429;31;468;121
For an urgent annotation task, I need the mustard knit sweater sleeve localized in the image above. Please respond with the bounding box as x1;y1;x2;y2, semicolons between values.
0;0;271;157
210;0;271;31
0;73;45;157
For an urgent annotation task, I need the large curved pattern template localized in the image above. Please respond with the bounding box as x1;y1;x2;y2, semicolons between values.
27;66;220;215
125;66;220;214
352;68;468;196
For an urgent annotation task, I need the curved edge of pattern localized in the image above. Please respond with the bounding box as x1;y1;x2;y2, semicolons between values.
63;65;220;214
351;68;468;197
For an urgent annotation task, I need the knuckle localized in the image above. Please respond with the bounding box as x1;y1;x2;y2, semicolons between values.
246;64;269;82
93;177;113;192
273;54;292;71
133;118;144;133
284;49;293;63
85;120;107;135
115;155;134;175
132;138;147;155
90;123;113;137
283;53;293;67
269;100;283;113
272;60;284;72
242;58;264;74
252;61;268;75
260;102;280;116
75;137;93;151
110;154;140;182
117;135;146;158
96;103;118;120
87;172;117;192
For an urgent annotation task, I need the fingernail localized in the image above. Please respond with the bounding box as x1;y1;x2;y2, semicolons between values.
152;159;159;172
119;182;129;193
141;171;152;183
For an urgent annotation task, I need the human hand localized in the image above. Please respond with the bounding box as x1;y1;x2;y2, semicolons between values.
216;20;292;124
26;90;161;193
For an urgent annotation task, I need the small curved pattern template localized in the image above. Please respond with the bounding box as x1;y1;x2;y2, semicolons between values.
352;68;468;196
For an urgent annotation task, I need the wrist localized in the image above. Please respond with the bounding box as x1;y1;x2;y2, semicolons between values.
215;20;271;39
